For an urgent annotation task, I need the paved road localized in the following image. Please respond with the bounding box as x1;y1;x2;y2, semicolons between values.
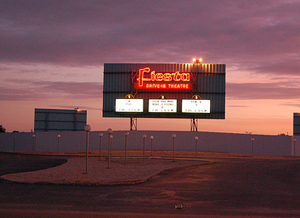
1;153;300;217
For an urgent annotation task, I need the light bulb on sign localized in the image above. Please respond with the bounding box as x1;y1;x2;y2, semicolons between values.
193;58;203;63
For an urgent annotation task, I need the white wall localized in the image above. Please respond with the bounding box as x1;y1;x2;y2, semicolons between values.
0;131;295;156
292;136;300;156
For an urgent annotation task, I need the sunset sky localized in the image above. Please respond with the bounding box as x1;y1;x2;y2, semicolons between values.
1;0;300;135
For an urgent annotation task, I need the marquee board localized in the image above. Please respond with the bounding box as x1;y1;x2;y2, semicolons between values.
103;63;225;119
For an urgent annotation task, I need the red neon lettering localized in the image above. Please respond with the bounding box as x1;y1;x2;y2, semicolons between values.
156;73;164;81
151;71;155;81
134;83;193;90
181;73;190;81
138;67;150;87
167;83;190;89
173;72;181;81
164;73;172;81
146;83;167;89
137;67;190;87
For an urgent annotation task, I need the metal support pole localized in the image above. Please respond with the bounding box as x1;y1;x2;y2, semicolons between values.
251;138;255;156
57;134;61;153
150;136;154;156
85;131;89;174
108;135;111;168
125;132;129;164
130;117;137;131
172;134;176;162
32;134;36;151
99;133;103;161
294;139;297;157
195;136;198;157
143;135;146;158
190;118;198;132
13;135;16;152
107;128;113;169
84;125;91;174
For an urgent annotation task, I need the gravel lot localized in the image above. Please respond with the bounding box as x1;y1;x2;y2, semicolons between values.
1;150;293;185
1;150;210;185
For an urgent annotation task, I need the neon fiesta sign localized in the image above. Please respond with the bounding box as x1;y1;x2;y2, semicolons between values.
134;67;192;89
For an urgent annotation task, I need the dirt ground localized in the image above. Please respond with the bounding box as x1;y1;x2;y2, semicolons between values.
1;150;296;185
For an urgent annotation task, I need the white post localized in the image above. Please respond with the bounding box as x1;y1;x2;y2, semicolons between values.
251;138;255;156
107;128;113;168
13;134;16;152
143;134;147;158
57;134;61;153
195;136;198;157
84;125;91;174
150;136;154;156
99;133;103;161
125;132;129;164
172;134;176;162
32;134;36;151
293;139;297;157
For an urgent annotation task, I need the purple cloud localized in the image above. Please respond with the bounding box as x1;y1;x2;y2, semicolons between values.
0;0;299;77
0;79;102;101
227;80;300;100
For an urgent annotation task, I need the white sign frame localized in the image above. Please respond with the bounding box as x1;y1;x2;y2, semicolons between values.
182;99;210;113
115;99;144;112
149;99;177;113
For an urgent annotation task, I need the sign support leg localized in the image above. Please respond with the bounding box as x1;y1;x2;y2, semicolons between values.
190;118;198;132
130;117;137;131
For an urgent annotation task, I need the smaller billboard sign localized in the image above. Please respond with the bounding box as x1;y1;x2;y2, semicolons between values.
149;99;177;113
115;99;144;112
182;100;210;113
34;108;87;132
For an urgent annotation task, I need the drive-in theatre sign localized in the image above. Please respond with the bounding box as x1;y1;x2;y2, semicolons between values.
135;67;192;90
103;62;225;130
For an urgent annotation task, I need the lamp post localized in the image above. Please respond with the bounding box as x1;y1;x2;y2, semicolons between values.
107;128;113;168
172;134;176;162
84;125;91;174
251;138;255;156
13;134;16;152
195;136;198;157
99;133;103;161
143;135;147;158
150;136;154;156
125;132;129;164
57;134;61;153
293;139;297;158
32;134;36;152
